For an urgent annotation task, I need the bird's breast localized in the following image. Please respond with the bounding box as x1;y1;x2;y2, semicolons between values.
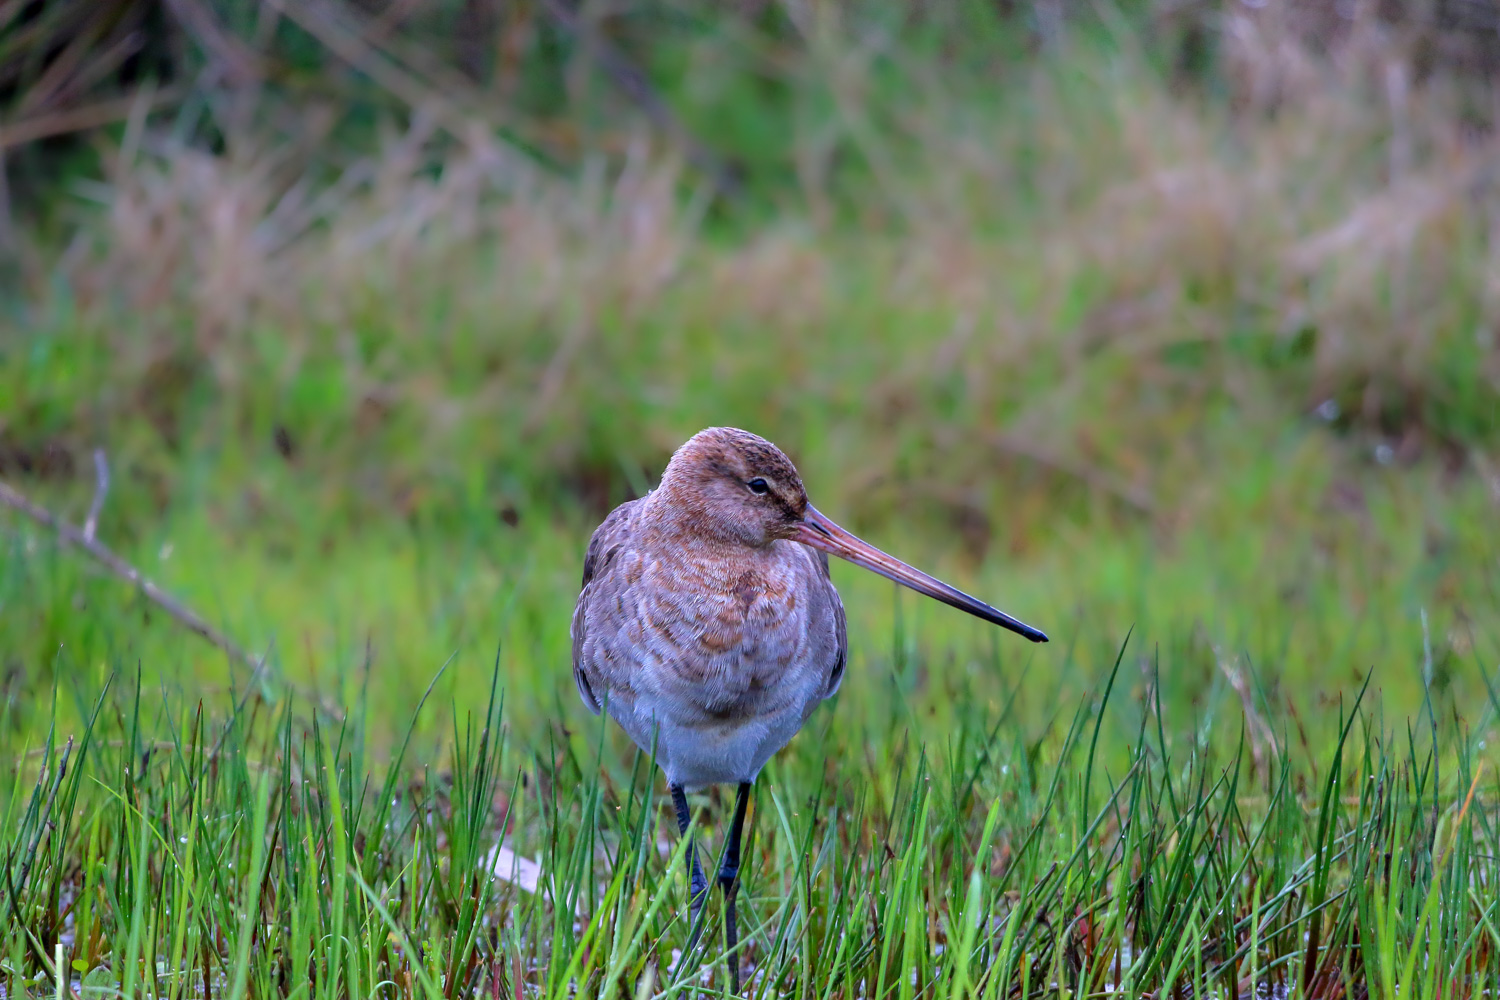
624;544;832;718
642;560;797;657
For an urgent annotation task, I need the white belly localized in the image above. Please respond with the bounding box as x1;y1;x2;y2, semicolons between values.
607;678;826;789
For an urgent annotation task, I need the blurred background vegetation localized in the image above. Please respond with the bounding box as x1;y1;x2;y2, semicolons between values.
2;0;1499;741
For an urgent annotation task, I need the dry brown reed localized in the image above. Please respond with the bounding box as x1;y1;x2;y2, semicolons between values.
8;1;1499;529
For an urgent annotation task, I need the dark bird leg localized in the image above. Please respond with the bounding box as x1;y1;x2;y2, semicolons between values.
671;784;710;956
718;782;752;994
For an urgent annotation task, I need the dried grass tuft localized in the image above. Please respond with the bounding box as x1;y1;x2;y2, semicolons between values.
10;2;1500;528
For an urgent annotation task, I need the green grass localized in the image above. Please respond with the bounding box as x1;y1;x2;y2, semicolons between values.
2;629;1498;998
4;3;1500;996
2;446;1499;996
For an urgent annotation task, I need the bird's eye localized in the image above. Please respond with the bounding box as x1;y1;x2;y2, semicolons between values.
747;477;770;495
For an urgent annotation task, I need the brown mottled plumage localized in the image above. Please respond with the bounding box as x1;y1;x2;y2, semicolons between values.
568;427;1047;990
572;428;847;789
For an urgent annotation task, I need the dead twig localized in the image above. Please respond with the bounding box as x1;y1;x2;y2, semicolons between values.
0;86;184;152
1217;646;1277;781
0;476;262;672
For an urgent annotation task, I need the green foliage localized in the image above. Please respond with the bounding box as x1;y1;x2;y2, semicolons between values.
4;2;1500;996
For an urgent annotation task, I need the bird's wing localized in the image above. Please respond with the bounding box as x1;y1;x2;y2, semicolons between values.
571;497;645;714
814;548;848;698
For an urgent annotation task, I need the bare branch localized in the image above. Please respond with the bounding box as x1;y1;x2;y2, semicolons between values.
0;478;262;672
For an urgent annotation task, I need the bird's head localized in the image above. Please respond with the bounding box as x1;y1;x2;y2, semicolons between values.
654;426;1048;643
656;426;810;548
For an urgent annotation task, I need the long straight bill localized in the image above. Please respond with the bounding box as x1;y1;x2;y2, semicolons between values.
793;505;1049;643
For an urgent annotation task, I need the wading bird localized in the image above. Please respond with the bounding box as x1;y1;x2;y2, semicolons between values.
570;427;1046;990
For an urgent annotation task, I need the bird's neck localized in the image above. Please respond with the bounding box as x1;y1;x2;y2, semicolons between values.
644;483;771;551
